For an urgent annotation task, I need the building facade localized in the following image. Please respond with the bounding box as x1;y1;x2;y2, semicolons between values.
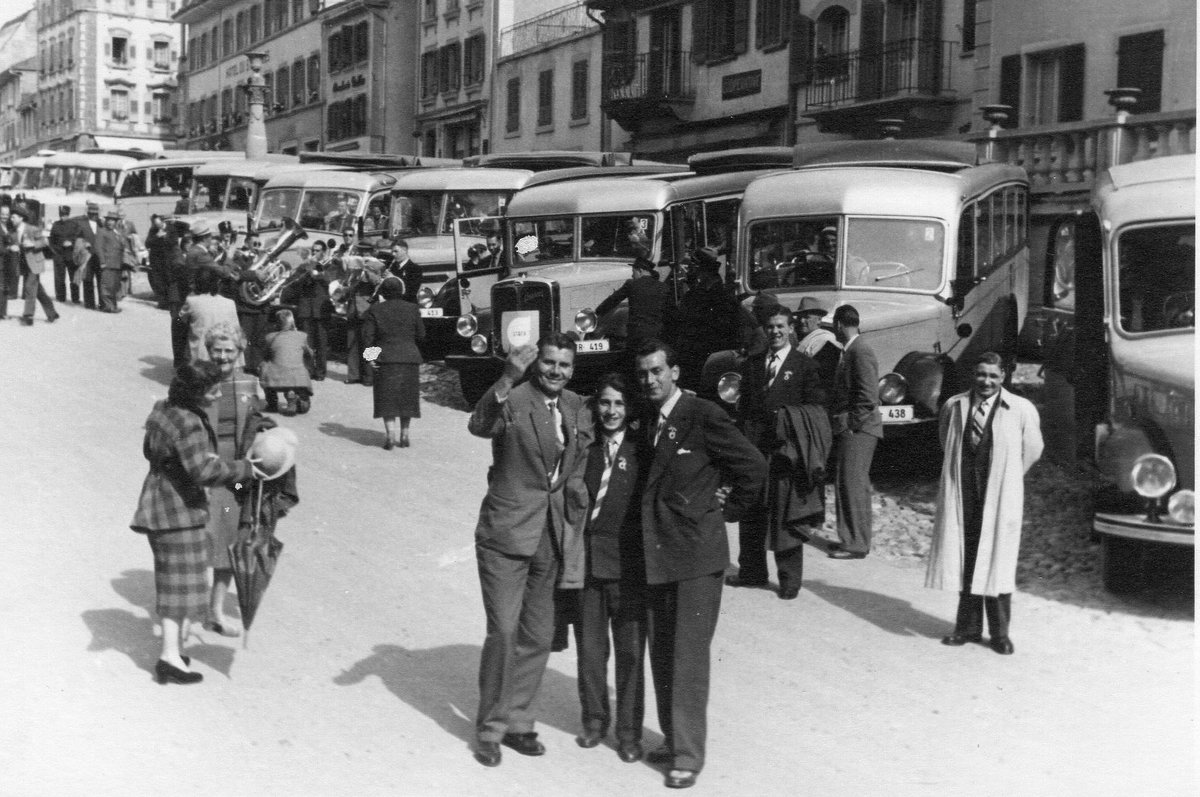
0;58;38;164
492;1;617;154
176;0;328;152
321;0;420;153
37;0;182;152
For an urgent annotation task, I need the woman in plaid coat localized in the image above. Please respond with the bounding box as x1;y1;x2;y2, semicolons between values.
131;361;255;685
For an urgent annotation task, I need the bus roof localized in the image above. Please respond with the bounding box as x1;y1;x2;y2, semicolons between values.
260;169;399;192
1095;155;1195;229
506;169;787;217
297;152;459;169
13;155;51;167
687;146;794;175
793;139;985;172
390;167;535;192
465;151;659;170
742;163;1027;220
46;152;142;170
192;155;311;179
152;150;246;160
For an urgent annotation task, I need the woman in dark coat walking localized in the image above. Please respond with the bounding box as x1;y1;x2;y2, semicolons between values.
362;276;425;449
130;361;254;684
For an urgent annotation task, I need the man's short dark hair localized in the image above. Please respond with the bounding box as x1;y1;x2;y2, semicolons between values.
976;351;1005;370
832;305;860;328
378;276;405;300
537;331;577;356
634;339;677;368
393;238;409;249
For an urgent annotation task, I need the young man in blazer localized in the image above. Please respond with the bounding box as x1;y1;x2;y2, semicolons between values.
468;333;593;768
574;373;648;764
728;305;827;599
635;340;766;790
68;202;104;310
829;304;883;559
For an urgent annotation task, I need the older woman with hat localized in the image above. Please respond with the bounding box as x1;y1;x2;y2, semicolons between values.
362;275;425;449
795;296;841;389
130;360;256;684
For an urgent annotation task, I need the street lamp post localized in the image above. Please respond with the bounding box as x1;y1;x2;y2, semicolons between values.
243;51;269;159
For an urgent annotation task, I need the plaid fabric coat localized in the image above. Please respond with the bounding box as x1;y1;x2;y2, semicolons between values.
130;400;252;534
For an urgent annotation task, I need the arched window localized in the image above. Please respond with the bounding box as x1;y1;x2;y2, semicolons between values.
814;6;850;79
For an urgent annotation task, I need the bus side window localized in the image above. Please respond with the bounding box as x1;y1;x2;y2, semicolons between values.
957;207;975;283
1048;220;1076;311
974;196;992;275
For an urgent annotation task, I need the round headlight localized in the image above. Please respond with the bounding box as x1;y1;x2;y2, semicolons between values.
575;308;597;335
470;334;489;355
877;373;908;405
417;286;435;309
456;314;478;338
716;371;742;405
1130;454;1176;499
1167;490;1194;525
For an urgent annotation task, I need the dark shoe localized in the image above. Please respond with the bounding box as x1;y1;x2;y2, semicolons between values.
576;730;603;749
296;397;311;414
46;313;59;323
312;375;325;381
501;732;545;757
155;659;203;685
941;633;983;646
344;378;361;384
646;745;672;764
203;620;241;638
778;583;801;600
399;435;410;448
282;391;298;417
617;740;643;763
828;549;867;560
383;440;394;451
19;316;33;326
665;770;698;789
990;637;1015;655
473;741;501;767
724;573;768;589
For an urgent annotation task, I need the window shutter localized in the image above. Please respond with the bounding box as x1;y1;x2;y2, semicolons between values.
857;0;884;99
105;42;111;58
1117;30;1163;113
691;0;708;64
754;0;766;49
918;0;943;92
144;100;151;116
733;0;750;55
130;45;136;61
102;97;110;111
998;54;1021;127
789;13;813;86
1057;43;1085;123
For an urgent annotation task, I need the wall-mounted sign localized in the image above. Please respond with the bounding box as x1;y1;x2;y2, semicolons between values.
722;69;762;100
332;74;367;93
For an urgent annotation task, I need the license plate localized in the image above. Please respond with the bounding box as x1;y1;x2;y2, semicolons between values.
880;405;914;422
576;339;610;353
419;308;443;318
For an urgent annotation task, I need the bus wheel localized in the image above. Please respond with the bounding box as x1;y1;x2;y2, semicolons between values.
1101;536;1144;594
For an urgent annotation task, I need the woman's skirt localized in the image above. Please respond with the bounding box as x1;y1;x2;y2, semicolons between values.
205;483;242;569
148;527;210;621
373;362;421;419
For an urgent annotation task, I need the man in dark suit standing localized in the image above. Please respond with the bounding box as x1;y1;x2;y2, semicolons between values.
387;238;422;305
828;305;883;559
635;340;765;790
594;255;672;350
0;204;18;319
727;306;828;599
48;205;78;304
574;373;647;763
69;202;104;310
468;334;592;768
284;240;333;380
95;211;127;313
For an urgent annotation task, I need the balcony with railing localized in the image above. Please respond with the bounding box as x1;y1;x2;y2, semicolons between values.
601;49;694;130
802;38;956;135
967;91;1196;207
500;1;594;59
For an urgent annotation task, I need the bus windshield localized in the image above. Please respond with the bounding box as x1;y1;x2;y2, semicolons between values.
442;191;509;233
747;217;840;290
69;168;118;196
297;189;363;232
392;192;442;237
189;175;228;212
510;217;576;263
843;217;945;291
580;214;655;259
12;167;41;190
1116;222;1195;333
257;188;302;231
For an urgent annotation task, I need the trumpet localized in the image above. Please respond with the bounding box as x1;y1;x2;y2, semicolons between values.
238;218;309;306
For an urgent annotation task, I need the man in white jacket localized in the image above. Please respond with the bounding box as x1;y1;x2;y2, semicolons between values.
926;351;1043;655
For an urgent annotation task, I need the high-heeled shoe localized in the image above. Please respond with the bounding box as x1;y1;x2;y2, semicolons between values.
383;439;394;451
399;435;410;448
155;659;203;685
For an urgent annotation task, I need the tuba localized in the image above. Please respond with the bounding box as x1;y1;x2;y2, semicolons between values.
238;218;309;306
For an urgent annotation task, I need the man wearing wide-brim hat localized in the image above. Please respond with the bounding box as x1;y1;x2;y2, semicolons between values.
594;254;671;350
184;218;218;286
794;296;841;388
94;209;127;313
48;204;79;304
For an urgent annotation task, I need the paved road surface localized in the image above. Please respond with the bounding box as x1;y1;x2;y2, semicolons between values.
0;290;1192;796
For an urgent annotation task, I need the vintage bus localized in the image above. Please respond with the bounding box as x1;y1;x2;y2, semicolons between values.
1043;155;1194;592
23;151;148;221
715;140;1030;433
442;148;793;404
111;151;245;233
172;155;332;235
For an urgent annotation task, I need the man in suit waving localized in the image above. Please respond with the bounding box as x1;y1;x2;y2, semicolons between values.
635;340;766;790
469;333;592;768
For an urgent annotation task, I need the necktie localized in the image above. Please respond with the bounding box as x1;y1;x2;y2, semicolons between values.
653;413;666;447
591;439;618;522
970;399;987;447
547;399;565;450
766;353;780;388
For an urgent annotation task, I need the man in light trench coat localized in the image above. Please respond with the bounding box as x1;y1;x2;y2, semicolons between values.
926;351;1043;655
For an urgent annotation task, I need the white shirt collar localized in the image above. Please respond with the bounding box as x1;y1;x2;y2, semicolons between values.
658;386;682;421
768;343;791;364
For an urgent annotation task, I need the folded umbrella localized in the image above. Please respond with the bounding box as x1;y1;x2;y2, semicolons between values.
228;479;284;647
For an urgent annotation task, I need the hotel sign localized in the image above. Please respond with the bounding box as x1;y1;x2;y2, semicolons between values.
332;73;366;93
722;69;762;100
